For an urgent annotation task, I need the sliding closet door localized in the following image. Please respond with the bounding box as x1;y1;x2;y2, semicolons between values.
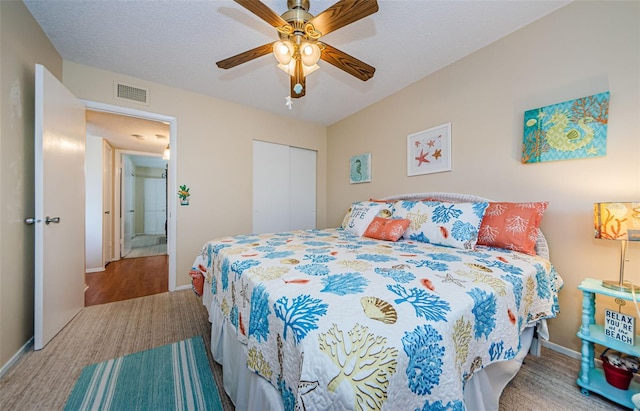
253;141;316;234
253;141;290;234
289;146;316;230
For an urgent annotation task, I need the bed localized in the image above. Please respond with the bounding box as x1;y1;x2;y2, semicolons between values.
190;192;562;411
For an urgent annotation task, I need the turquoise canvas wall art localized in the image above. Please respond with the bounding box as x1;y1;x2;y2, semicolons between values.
522;91;609;163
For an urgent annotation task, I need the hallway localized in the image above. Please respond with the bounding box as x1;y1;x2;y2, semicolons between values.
85;255;168;306
123;234;167;259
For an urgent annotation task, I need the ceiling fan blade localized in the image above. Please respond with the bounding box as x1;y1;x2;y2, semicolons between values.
310;0;378;36
234;0;289;28
216;43;274;69
320;43;375;81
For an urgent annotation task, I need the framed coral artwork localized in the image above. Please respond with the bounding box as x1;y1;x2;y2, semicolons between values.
522;91;609;163
407;123;452;176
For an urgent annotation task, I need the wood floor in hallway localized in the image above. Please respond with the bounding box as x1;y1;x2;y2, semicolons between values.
85;255;168;306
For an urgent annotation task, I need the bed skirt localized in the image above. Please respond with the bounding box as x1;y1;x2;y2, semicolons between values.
203;287;536;411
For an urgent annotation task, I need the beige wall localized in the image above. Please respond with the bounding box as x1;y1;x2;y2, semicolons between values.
1;0;637;372
0;0;63;368
327;1;640;352
62;61;328;291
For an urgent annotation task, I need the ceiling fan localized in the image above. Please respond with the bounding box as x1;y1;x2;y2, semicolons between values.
216;0;378;98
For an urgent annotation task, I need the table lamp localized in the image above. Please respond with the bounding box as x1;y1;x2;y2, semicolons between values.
594;202;640;292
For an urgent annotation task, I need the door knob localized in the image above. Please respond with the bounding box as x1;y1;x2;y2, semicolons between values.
105;211;110;214
25;217;40;225
45;216;61;225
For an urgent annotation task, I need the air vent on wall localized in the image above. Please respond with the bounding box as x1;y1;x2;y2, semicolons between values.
114;82;149;104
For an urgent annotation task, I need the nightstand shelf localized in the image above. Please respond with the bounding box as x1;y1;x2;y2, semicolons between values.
578;368;640;408
577;278;640;409
577;324;640;355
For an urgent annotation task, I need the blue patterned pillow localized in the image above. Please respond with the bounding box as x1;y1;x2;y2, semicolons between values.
392;200;489;249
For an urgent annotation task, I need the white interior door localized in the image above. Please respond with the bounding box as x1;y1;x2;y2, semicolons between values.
102;142;113;265
253;141;290;234
34;64;86;350
121;155;135;256
253;141;316;234
144;178;166;235
289;146;316;230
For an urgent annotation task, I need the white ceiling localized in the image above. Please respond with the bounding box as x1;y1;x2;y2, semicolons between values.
25;0;571;129
86;110;169;167
86;110;169;153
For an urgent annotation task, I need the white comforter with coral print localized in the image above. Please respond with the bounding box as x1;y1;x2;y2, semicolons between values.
191;228;561;411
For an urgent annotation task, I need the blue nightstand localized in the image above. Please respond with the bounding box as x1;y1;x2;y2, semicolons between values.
577;278;640;408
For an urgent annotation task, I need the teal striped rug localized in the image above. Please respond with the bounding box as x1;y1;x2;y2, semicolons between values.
64;336;223;410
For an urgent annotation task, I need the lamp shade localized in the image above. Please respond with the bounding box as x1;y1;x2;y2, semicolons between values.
594;202;640;241
273;41;293;65
300;42;321;67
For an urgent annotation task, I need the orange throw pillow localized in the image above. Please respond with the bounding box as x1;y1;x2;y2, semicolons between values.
189;269;205;296
363;217;410;242
477;202;548;255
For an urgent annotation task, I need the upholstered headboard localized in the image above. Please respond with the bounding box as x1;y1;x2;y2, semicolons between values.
380;192;550;259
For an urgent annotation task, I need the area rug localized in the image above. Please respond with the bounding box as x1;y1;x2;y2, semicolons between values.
64;336;223;410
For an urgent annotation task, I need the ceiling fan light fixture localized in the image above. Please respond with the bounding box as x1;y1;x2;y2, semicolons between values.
300;42;321;66
273;41;293;65
302;63;319;76
277;62;293;75
277;61;319;77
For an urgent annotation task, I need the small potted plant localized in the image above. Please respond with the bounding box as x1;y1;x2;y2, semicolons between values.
178;185;190;206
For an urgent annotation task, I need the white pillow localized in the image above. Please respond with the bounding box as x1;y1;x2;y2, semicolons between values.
344;202;394;236
340;201;393;228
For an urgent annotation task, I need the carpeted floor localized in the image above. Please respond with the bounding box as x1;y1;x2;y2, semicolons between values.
501;349;627;410
0;290;233;411
0;290;628;411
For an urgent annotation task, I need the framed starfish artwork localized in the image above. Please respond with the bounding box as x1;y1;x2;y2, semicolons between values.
349;153;371;184
407;122;452;176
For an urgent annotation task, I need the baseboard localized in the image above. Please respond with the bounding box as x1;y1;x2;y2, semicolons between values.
542;341;616;374
0;337;33;379
541;339;580;360
85;267;105;273
174;284;191;292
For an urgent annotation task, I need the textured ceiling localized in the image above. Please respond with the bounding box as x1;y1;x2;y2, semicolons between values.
25;0;568;125
25;0;571;132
